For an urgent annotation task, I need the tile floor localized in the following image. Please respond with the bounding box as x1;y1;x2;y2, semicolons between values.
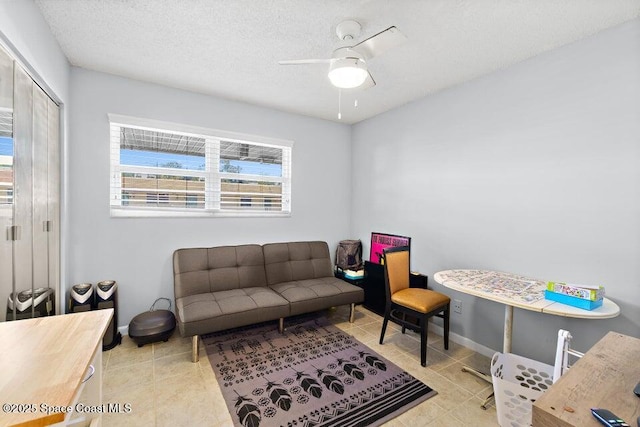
100;306;499;426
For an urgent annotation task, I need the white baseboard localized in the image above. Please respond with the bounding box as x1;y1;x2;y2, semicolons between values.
115;317;497;358
428;323;497;359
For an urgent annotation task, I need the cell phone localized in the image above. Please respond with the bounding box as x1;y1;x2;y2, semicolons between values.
591;408;630;427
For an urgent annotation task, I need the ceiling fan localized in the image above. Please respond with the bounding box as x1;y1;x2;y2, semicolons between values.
279;20;407;90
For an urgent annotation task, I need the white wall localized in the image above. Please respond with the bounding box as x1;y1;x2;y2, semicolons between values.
351;19;640;363
68;68;352;327
0;0;69;103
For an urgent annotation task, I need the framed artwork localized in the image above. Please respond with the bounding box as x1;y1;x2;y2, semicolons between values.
369;232;411;264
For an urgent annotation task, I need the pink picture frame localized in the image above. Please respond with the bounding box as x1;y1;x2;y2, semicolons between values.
369;232;411;264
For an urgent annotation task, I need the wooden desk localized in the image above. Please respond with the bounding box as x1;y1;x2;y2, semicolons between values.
0;310;113;427
533;332;640;427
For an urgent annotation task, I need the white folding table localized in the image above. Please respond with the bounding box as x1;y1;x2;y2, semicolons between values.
433;269;620;408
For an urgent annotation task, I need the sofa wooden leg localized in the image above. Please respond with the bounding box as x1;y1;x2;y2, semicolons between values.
192;335;199;363
349;303;356;323
278;318;284;333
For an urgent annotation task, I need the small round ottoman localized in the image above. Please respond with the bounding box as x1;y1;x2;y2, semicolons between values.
129;299;176;347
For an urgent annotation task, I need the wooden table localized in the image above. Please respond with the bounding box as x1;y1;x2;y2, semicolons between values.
0;310;113;427
533;332;640;427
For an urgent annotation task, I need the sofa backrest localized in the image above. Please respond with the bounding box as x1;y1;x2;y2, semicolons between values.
263;241;333;286
173;244;267;298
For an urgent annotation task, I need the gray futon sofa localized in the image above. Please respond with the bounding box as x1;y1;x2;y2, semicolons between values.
173;241;364;362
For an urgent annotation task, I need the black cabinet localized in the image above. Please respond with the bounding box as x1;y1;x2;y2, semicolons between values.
359;261;428;316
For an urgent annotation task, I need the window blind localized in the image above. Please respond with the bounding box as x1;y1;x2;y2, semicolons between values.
109;115;292;217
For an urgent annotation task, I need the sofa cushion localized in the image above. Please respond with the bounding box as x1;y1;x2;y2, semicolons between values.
175;287;290;336
263;241;334;285
173;248;210;297
177;287;289;322
174;244;267;298
269;277;364;316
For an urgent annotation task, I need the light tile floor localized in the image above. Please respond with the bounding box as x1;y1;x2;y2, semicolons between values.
100;306;499;426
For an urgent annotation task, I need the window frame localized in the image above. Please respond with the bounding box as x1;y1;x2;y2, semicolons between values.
109;114;293;218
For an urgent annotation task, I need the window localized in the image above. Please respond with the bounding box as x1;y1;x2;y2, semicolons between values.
109;114;292;217
3;188;12;205
0;109;13;206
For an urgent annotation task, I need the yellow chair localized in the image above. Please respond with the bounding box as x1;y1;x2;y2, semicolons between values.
379;246;450;367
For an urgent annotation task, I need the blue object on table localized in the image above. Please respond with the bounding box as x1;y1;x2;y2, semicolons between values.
545;290;603;310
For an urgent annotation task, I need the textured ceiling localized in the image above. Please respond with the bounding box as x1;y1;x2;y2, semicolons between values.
36;0;640;124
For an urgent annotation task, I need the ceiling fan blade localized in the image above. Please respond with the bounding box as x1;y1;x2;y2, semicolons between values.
352;26;407;60
360;71;376;90
278;59;332;65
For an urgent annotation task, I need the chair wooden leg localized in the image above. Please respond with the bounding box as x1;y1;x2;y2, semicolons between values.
420;317;427;367
401;312;406;334
444;304;450;350
379;311;390;345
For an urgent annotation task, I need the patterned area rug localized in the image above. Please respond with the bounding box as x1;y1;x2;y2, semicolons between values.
202;316;436;427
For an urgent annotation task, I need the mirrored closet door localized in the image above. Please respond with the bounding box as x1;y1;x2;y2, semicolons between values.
0;45;60;321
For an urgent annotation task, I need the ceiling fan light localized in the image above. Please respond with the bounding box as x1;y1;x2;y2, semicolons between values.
328;58;368;89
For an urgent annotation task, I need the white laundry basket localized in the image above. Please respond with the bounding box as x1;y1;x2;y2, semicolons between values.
490;352;554;427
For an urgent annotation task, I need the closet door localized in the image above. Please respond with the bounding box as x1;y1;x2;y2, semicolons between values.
0;47;59;321
32;85;49;292
12;62;34;309
47;97;60;314
0;46;13;321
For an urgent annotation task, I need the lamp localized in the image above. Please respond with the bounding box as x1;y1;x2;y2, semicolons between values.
328;57;368;89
